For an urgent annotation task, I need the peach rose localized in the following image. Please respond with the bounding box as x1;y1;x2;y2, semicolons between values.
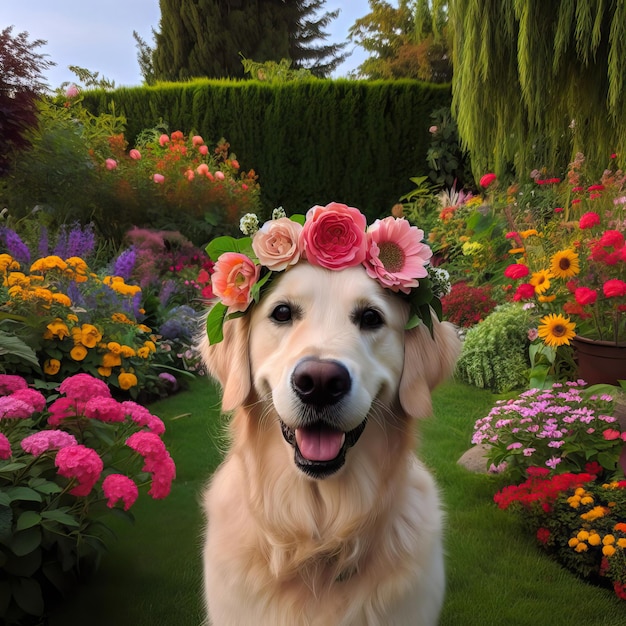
300;202;367;269
211;252;260;312
252;218;303;271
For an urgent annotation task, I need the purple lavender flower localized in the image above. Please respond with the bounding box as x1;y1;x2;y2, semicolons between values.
113;247;137;281
0;227;30;265
38;226;49;258
53;222;95;259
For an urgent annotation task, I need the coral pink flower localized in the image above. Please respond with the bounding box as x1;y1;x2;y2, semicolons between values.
129;149;141;160
196;163;209;176
215;171;225;181
55;445;104;496
159;134;170;146
603;279;626;298
65;84;79;98
479;172;497;188
185;169;195;181
199;145;209;155
59;373;111;402
0;397;35;419
211;252;260;312
171;130;184;141
105;158;117;170
579;212;601;229
0;433;11;459
574;287;598;306
363;217;431;293
0;375;28;395
300;202;367;270
504;263;530;279
84;396;125;423
153;173;165;184
192;135;204;146
21;430;78;456
231;159;240;169
102;474;139;510
252;217;303;271
603;429;621;441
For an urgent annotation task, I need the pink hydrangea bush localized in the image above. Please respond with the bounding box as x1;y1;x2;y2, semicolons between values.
0;373;175;621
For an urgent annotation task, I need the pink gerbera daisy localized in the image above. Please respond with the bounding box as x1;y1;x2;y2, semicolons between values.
363;217;432;294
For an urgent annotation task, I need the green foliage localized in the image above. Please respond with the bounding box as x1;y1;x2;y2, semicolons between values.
456;303;533;393
240;57;314;83
451;0;626;178
79;79;452;223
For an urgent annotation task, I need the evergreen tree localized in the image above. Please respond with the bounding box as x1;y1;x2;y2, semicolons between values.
151;0;345;81
451;0;626;178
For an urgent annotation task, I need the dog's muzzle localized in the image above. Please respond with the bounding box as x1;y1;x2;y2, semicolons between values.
280;358;367;479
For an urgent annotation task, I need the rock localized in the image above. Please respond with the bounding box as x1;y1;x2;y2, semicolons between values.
457;444;491;473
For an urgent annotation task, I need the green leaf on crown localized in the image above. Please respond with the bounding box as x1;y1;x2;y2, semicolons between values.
205;236;253;262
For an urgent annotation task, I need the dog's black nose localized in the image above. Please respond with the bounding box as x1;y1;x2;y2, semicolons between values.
291;358;351;406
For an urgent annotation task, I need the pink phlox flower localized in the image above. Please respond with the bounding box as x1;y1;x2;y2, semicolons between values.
48;397;83;426
144;454;176;499
11;388;47;413
0;396;35;420
102;474;139;510
507;442;522;450
0;433;11;459
548;440;565;448
21;430;78;456
84;396;125;423
0;374;28;395
363;217;432;294
59;374;111;403
523;448;536;457
545;456;562;469
55;445;104;496
126;431;167;459
121;401;165;434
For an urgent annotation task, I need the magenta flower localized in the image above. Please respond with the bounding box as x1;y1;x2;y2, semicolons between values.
363;217;432;294
48;397;82;426
21;430;78;456
479;172;497;188
121;400;165;435
579;211;601;229
0;374;28;395
126;431;167;458
105;158;117;170
11;388;46;412
0;396;35;419
126;431;176;499
102;474;139;510
55;445;104;496
59;374;111;402
0;433;11;459
300;202;367;270
84;396;125;423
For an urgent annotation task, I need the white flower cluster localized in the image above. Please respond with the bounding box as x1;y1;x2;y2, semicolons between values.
239;213;259;236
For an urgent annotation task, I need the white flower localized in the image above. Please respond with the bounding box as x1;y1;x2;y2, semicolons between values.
239;213;259;235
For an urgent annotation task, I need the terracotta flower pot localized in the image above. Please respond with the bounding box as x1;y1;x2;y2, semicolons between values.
572;335;626;386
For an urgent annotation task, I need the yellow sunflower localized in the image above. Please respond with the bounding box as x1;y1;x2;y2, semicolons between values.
538;313;576;347
550;249;580;279
530;269;553;294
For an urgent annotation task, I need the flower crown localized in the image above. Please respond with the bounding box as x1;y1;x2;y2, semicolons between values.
204;202;441;344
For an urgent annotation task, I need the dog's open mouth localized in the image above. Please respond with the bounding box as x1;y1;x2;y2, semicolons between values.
280;419;367;478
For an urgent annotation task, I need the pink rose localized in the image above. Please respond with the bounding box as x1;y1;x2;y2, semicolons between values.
129;149;141;160
211;252;260;312
192;135;204;146
153;173;165;184
196;163;209;176
504;263;530;280
231;159;240;169
199;145;209;155
574;287;598;306
105;158;117;170
603;279;626;298
252;217;303;271
159;134;170;147
300;202;367;269
215;171;225;181
363;217;431;293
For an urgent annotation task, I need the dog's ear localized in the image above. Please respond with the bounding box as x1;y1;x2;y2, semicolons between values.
399;319;460;419
198;312;251;411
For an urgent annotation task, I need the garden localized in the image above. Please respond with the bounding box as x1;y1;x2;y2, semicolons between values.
1;73;626;626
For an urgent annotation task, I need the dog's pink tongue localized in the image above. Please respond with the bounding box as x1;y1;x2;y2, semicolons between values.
295;425;345;461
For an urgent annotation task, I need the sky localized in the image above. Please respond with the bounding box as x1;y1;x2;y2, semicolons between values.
2;0;371;90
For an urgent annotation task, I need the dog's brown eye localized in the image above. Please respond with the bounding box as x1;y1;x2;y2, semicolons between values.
270;304;292;323
359;308;384;330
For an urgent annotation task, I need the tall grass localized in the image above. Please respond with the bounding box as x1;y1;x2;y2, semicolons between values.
49;379;625;625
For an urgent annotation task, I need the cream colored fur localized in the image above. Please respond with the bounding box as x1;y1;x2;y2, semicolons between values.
198;263;460;626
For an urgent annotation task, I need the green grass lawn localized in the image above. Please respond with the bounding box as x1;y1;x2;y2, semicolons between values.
49;378;626;625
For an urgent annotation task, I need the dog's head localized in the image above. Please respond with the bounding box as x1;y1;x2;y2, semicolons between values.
200;262;459;480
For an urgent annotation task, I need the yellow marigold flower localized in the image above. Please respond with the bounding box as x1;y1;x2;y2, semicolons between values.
46;319;70;340
30;256;68;273
80;324;102;348
137;346;151;359
112;312;133;324
104;275;141;297
538;294;556;303
0;253;20;272
575;542;588;553
33;287;53;303
118;371;138;390
102;352;122;368
7;272;29;288
120;345;136;358
43;358;61;375
508;247;526;255
588;533;601;546
568;537;579;548
530;269;553;294
29;274;43;282
617;538;626;549
580;496;594;506
520;229;539;239
577;530;590;542
107;342;122;354
71;327;83;345
67;313;79;323
97;366;112;377
51;293;72;307
143;340;156;353
137;324;152;333
603;534;616;545
70;345;88;361
603;545;616;557
582;506;609;522
574;488;586;496
538;313;576;348
65;256;88;273
550;249;580;279
568;496;581;508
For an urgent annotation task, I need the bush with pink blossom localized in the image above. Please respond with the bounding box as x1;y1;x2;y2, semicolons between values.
0;372;175;622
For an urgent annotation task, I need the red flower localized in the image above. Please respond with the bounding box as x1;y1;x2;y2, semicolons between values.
512;283;536;301
613;581;626;601
574;287;598;306
603;279;626;298
536;528;551;545
599;229;625;250
579;211;601;229
480;172;497;188
504;263;530;279
587;184;605;192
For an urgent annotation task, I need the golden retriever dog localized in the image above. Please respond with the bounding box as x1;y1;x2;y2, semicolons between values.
199;262;460;625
